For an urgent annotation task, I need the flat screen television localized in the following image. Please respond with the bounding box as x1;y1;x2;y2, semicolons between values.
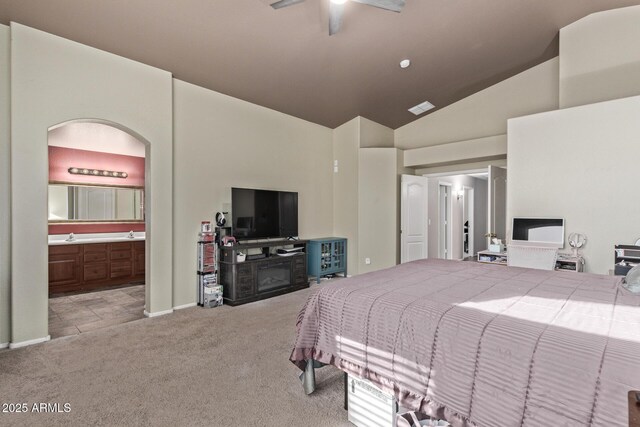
511;217;564;248
231;187;298;240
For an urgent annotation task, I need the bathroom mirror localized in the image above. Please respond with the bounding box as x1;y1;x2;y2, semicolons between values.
48;183;144;222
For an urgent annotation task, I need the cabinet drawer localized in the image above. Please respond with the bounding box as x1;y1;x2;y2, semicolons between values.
49;244;81;255
84;243;107;253
111;250;131;260
84;263;108;281
110;261;132;278
109;242;133;251
84;252;107;263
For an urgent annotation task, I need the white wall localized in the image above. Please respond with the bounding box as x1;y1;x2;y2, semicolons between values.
395;58;559;150
333;118;360;276
404;135;507;169
48;122;146;157
508;95;640;274
357;121;399;273
333;117;405;275
0;25;10;347
415;159;507;176
10;23;173;345
358;148;399;274
360;117;394;148
172;79;334;306
560;5;640;109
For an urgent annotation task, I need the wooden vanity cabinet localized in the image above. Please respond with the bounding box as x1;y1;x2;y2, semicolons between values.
48;245;83;290
133;241;145;276
83;244;109;282
49;241;145;295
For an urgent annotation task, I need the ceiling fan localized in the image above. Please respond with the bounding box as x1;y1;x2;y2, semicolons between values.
270;0;406;35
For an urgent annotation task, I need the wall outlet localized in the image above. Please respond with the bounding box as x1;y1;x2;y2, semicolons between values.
365;258;371;265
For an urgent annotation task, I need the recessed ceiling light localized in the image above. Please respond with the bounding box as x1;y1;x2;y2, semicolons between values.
408;100;435;115
399;59;411;69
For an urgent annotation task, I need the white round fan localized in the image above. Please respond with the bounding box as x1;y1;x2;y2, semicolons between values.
568;233;586;257
270;0;406;35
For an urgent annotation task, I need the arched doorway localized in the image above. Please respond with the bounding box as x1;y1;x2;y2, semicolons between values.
46;120;150;338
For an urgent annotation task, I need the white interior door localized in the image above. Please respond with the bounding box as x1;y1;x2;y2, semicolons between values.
401;175;428;263
488;166;507;245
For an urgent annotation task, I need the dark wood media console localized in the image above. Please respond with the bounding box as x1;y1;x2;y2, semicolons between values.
218;240;309;306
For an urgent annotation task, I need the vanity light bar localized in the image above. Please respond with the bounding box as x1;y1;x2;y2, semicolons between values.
68;167;128;179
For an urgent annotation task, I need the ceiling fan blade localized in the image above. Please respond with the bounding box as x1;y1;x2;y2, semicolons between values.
351;0;405;13
270;0;306;10
329;1;345;35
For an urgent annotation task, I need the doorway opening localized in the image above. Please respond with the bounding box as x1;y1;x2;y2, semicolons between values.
423;167;506;261
438;184;452;259
463;186;474;259
47;121;147;339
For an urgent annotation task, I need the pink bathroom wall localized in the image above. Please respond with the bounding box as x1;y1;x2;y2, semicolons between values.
49;146;145;187
49;146;145;234
49;222;145;235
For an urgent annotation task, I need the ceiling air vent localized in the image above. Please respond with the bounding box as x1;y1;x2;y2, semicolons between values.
408;100;435;116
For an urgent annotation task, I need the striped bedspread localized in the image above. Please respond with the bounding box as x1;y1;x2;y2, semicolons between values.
290;259;640;427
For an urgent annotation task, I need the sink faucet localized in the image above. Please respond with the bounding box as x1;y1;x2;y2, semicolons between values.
65;233;75;242
127;231;135;239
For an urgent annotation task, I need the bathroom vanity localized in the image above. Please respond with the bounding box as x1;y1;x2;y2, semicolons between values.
48;235;145;295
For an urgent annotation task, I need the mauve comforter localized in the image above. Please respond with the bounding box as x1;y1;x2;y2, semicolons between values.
290;259;640;427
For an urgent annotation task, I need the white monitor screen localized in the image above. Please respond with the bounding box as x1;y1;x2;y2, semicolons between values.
512;218;564;247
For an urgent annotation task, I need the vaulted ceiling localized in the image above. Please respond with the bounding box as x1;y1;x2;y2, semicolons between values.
1;0;639;129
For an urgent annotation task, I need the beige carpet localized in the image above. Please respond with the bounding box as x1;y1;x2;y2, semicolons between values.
0;286;349;426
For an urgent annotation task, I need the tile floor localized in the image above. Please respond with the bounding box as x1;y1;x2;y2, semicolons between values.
48;284;145;339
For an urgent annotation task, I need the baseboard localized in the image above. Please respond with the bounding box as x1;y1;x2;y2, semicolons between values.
9;335;51;349
173;302;197;310
0;342;9;349
144;308;174;318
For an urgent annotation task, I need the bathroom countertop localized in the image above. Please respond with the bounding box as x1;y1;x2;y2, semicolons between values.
48;232;146;246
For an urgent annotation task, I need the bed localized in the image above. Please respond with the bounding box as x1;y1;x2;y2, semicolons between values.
290;259;640;427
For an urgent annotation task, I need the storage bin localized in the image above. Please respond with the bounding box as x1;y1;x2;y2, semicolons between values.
347;375;397;427
488;243;504;253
